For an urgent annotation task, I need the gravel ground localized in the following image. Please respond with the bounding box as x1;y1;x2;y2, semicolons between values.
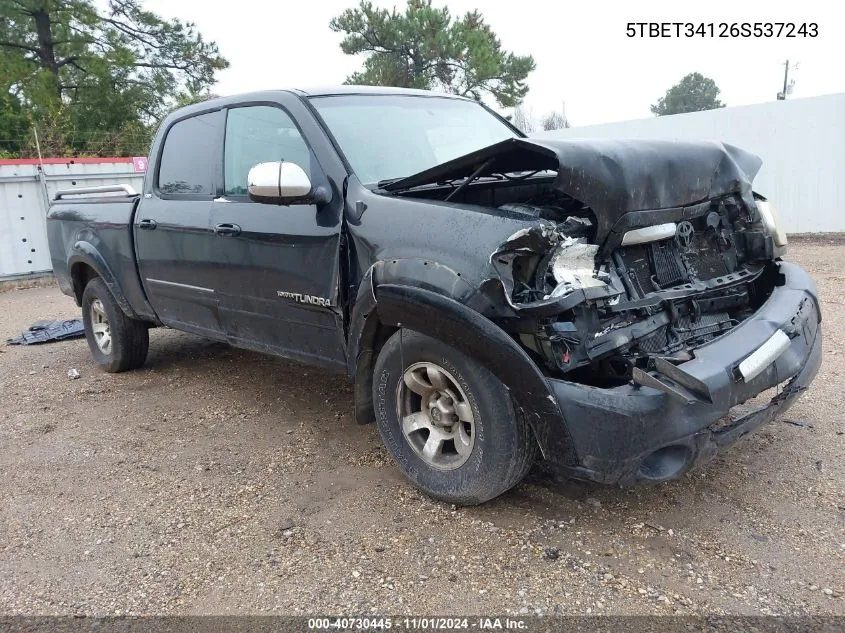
0;241;843;617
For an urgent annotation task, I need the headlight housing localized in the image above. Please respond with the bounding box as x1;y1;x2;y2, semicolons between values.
756;198;788;249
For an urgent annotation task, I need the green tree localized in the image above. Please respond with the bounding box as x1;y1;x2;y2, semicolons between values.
0;0;228;157
650;72;725;116
330;0;535;107
0;91;30;156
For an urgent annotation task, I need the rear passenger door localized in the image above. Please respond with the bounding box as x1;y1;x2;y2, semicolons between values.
210;101;346;369
135;109;226;339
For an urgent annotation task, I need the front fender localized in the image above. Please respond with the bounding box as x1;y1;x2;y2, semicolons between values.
347;258;490;378
68;242;139;319
375;283;578;465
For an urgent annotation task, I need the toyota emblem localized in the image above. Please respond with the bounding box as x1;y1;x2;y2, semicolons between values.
676;221;695;249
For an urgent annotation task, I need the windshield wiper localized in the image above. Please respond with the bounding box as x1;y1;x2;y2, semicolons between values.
443;158;495;202
379;157;498;197
376;176;407;188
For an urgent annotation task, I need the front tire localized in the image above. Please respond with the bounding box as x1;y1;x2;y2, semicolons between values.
81;277;149;373
373;329;537;505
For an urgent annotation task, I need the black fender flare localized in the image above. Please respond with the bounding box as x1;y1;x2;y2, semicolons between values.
347;266;381;426
68;242;140;319
347;258;483;376
347;258;483;427
347;266;378;376
369;283;578;465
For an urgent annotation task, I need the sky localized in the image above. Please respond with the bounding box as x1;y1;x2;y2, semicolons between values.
143;0;844;127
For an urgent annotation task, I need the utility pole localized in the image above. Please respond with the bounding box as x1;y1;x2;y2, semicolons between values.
777;60;795;100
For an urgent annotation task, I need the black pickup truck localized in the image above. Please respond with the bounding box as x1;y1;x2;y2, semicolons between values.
47;86;822;504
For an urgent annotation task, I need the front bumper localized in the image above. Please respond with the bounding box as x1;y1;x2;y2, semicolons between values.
546;261;823;485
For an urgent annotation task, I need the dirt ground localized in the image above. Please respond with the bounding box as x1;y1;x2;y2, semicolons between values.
0;242;843;617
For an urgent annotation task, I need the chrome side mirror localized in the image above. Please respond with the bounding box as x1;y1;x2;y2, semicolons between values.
247;161;313;204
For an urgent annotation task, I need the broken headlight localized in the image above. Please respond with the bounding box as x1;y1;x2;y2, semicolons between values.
545;237;606;298
756;198;787;249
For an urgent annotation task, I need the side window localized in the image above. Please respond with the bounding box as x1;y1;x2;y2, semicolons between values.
224;105;312;196
157;111;219;195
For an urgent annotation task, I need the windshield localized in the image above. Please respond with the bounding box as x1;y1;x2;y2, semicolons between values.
310;95;518;185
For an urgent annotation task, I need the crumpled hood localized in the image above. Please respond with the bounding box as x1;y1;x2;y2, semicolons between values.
382;137;763;242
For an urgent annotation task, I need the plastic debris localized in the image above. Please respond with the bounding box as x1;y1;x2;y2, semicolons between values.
67;368;81;380
7;318;85;345
782;418;813;428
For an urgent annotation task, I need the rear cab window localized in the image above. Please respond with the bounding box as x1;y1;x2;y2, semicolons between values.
156;111;222;196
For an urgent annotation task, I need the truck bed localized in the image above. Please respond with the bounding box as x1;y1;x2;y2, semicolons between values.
46;190;155;321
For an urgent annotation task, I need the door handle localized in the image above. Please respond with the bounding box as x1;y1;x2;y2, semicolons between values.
138;219;157;230
214;222;241;237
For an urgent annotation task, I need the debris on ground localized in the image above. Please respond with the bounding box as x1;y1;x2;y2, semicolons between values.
7;318;84;345
543;547;561;560
782;418;813;428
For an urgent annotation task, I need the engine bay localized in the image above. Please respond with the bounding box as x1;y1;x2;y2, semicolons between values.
383;137;783;388
486;191;781;386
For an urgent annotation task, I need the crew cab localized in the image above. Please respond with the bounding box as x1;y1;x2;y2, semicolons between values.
47;86;822;504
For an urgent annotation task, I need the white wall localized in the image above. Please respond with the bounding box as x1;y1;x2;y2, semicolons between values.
0;159;144;278
534;93;845;234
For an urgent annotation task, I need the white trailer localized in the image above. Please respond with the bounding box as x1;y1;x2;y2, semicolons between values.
535;93;845;234
0;157;145;278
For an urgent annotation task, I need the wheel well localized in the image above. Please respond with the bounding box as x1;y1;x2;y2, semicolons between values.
353;312;397;425
70;263;99;304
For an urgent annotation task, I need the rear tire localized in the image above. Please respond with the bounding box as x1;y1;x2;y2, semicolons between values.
373;329;537;505
81;277;149;373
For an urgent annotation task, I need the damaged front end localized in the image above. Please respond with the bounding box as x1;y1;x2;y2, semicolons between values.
485;194;784;389
382;136;789;389
374;135;818;483
455;139;790;389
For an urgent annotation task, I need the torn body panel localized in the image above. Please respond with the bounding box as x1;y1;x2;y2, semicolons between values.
379;138;782;390
382;137;762;244
481;193;779;387
352;132;816;484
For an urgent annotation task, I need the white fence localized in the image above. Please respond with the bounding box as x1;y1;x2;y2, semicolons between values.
535;93;845;234
0;158;145;278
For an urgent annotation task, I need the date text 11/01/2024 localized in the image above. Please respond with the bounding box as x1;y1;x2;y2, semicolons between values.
307;617;527;630
626;22;818;37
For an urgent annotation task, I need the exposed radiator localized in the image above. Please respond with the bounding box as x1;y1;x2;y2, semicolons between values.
618;234;733;295
637;312;735;354
649;240;687;288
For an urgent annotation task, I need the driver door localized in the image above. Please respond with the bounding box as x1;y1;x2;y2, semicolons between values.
210;102;346;369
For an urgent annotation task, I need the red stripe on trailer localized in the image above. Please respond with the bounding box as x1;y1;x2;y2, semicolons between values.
0;157;136;166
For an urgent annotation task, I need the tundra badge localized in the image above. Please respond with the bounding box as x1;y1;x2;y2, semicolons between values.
277;291;331;307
